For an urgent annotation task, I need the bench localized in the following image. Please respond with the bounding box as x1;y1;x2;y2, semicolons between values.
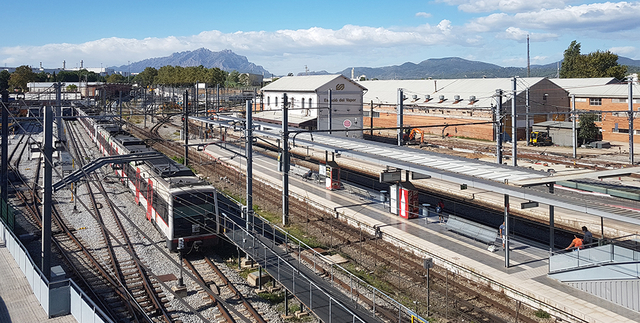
445;215;498;247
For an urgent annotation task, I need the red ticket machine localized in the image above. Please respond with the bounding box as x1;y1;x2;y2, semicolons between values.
325;161;341;190
390;182;419;219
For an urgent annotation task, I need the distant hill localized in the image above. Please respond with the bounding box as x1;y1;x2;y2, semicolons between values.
111;48;270;75
333;56;640;80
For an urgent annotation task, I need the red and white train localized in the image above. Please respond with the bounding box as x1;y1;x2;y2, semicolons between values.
76;108;219;251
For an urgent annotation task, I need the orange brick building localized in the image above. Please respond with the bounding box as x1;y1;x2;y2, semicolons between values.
359;78;570;142
554;79;640;143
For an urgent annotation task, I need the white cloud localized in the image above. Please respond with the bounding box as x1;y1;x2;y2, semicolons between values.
415;12;432;18
496;27;558;42
609;46;636;56
0;24;464;74
437;0;573;13
465;2;640;36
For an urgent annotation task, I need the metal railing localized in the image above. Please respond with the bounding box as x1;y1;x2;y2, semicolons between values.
222;214;372;323
549;235;640;275
1;208;112;323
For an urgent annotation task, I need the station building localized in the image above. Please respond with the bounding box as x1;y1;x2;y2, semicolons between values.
259;75;367;138
358;78;571;141
550;78;640;143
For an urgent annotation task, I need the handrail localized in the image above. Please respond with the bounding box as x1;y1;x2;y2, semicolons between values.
221;213;369;323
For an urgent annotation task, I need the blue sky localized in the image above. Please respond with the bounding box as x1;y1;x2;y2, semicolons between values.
2;0;639;75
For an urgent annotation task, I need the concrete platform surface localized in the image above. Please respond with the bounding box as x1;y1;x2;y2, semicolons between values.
0;242;77;323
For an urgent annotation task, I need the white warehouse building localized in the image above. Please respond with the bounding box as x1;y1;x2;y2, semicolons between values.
258;75;367;138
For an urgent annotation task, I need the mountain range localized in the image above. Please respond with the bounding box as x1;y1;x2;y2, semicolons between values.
111;48;269;75
334;57;640;80
113;48;640;80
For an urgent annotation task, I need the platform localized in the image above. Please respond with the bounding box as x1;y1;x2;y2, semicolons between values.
0;241;77;323
204;142;640;323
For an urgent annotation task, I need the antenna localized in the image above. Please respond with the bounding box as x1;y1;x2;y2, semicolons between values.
527;35;530;77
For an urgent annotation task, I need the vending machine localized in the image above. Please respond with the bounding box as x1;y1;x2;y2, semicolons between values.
389;182;419;219
325;161;341;190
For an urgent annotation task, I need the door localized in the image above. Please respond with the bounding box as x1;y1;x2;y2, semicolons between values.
135;168;140;204
146;179;153;220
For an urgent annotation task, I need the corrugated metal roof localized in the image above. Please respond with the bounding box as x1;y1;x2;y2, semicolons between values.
532;121;577;129
261;74;366;92
548;78;640;98
254;110;316;125
549;78;619;89
560;83;640;98
359;78;546;108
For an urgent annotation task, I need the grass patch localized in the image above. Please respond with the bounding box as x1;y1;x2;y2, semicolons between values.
284;225;325;249
258;291;284;304
534;309;550;319
343;263;394;295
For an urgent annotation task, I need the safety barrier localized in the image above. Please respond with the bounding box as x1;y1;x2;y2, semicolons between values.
0;206;112;323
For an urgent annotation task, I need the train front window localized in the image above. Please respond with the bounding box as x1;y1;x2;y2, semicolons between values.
173;192;216;238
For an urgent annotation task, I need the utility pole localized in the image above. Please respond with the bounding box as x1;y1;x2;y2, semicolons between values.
527;35;530;78
119;91;123;132
629;79;634;164
525;89;530;146
56;82;63;144
246;100;253;232
397;88;404;146
328;89;332;135
282;94;289;226
511;77;517;167
43;106;53;279
496;89;503;164
1;91;9;228
370;100;374;137
572;95;577;158
183;90;189;167
504;194;510;268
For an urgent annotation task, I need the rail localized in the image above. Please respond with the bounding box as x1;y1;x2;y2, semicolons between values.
266;185;589;323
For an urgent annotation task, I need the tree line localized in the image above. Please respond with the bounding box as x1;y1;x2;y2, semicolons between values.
560;40;628;79
0;65;253;93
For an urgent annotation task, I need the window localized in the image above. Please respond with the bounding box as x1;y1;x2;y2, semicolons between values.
590;98;602;106
275;96;278;107
301;98;305;109
309;98;312;108
267;96;270;106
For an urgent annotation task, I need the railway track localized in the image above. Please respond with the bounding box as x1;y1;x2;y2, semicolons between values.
66;120;175;323
127;118;562;322
183;256;267;323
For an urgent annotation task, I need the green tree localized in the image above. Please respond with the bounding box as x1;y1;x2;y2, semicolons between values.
56;71;79;82
578;113;599;144
560;40;627;79
584;51;628;80
9;65;38;91
226;70;240;87
0;70;10;92
134;67;158;87
106;73;126;83
560;41;583;78
66;84;78;92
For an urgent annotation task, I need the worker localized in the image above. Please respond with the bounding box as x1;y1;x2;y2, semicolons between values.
565;235;583;251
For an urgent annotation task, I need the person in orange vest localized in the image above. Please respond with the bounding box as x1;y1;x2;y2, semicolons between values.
565;235;583;251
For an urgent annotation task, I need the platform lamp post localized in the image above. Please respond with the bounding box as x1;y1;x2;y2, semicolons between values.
282;93;290;226
246;99;253;232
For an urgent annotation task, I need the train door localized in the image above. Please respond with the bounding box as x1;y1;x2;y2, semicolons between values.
135;168;140;204
146;179;153;221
